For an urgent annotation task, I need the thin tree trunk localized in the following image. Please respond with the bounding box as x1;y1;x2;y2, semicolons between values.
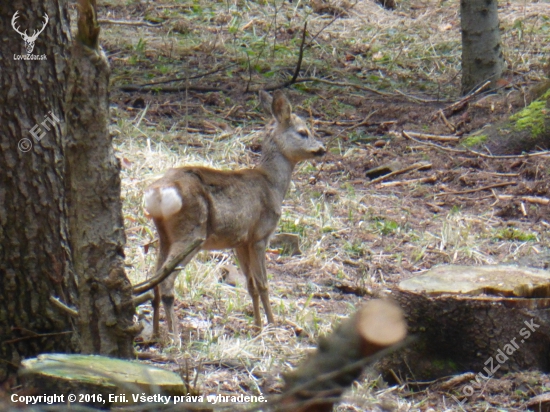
64;0;137;357
0;1;77;381
460;0;504;94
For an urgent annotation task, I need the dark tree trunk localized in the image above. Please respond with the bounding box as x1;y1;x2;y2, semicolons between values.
65;0;137;357
460;0;505;95
0;0;136;380
0;0;77;382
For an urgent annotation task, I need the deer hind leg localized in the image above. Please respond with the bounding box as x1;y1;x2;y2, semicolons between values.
152;285;161;337
249;240;275;325
235;246;262;328
158;238;203;337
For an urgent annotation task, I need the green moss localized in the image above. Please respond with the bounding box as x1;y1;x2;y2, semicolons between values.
431;358;458;372
462;133;488;147
510;89;550;137
493;227;537;242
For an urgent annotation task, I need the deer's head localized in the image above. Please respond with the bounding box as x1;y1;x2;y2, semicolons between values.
12;11;49;54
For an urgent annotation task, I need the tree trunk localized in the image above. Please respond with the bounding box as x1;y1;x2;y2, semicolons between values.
462;86;550;154
460;0;504;94
65;0;137;357
0;0;77;382
0;0;136;381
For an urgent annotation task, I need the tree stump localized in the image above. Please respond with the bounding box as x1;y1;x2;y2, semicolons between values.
378;265;550;382
280;299;407;412
19;354;186;408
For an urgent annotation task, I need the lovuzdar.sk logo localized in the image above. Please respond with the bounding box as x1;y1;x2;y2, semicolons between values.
12;10;48;61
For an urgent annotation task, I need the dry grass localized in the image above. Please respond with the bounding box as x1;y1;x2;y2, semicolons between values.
99;0;550;410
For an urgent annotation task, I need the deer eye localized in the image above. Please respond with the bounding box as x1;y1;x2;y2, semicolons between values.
298;130;309;139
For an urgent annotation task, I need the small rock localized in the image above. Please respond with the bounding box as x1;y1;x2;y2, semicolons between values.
220;264;246;287
269;233;302;256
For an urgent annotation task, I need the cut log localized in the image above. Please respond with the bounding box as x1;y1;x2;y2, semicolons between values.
379;265;550;382
279;299;407;412
19;354;186;408
526;392;550;412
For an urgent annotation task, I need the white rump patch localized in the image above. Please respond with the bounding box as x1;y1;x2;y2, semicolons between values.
144;186;182;218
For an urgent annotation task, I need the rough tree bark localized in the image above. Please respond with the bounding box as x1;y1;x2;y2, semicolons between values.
0;0;78;382
379;265;550;382
0;0;136;381
65;0;137;357
460;0;505;94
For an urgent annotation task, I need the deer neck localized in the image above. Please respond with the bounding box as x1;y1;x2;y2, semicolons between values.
257;138;295;202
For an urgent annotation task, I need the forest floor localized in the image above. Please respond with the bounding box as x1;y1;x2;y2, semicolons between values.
100;0;550;410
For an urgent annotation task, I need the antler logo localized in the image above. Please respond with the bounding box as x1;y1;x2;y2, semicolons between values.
12;11;49;54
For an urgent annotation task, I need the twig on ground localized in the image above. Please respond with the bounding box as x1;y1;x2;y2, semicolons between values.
98;18;162;27
435;181;518;196
437;80;491;117
402;131;550;159
402;130;468;153
346;110;379;131
403;130;460;142
395;89;445;103
292;77;394;96
495;195;550;205
377;175;437;188
438;110;457;133
118;64;235;90
119;84;228;93
367;162;432;186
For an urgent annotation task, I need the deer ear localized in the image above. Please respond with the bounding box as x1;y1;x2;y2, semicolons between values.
272;90;291;126
259;91;273;116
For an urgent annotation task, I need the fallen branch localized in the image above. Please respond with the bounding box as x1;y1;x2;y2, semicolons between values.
97;18;162;27
435;181;517;196
402;130;550;159
496;195;550;205
438;80;491;117
377;175;437;188
394;89;444;103
403;130;459;142
438;110;457;133
133;239;203;295
119;84;228;93
117;64;235;91
367;162;432;186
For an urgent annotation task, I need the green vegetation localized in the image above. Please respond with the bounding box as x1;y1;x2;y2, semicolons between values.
510;89;550;137
462;133;488;147
493;228;538;242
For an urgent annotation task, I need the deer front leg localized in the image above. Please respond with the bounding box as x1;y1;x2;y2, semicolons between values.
235;246;262;328
249;240;275;325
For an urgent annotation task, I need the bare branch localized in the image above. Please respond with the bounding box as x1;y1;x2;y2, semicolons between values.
49;296;79;318
132;239;203;295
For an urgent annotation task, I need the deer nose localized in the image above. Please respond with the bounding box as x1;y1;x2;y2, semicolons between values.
313;146;326;157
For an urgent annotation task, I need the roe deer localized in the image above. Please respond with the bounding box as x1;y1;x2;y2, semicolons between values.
144;90;325;336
